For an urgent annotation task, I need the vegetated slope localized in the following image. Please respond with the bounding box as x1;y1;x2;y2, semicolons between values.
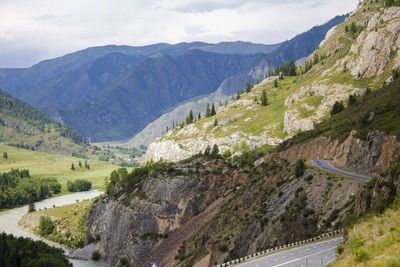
145;2;400;162
0;89;88;154
330;154;400;266
0;232;72;267
50;50;268;142
85;72;400;266
127;15;347;148
86;154;361;266
279;76;400;151
24;53;147;108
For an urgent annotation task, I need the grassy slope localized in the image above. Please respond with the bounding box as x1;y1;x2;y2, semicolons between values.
0;89;88;154
160;1;394;151
331;203;400;266
0;144;118;190
279;76;400;151
20;200;94;248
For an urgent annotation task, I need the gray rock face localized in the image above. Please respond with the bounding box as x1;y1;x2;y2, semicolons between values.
267;130;400;175
86;174;222;266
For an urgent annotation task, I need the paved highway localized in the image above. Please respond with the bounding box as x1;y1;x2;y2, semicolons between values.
236;237;343;267
312;160;371;181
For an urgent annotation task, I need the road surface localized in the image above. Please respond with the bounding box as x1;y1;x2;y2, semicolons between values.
312;160;371;181
236;237;343;267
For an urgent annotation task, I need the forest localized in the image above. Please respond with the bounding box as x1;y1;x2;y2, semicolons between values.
0;169;61;209
0;232;71;267
0;89;87;145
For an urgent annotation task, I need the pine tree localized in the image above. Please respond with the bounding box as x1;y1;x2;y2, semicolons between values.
245;82;253;93
166;126;169;132
198;113;201;120
211;144;219;156
71;163;75;171
79;160;82;168
204;145;211;156
28;200;36;213
205;103;210;118
213;119;218;127
189;110;193;123
211;104;216;116
348;94;357;106
274;79;278;88
3;152;7;160
260;89;268;106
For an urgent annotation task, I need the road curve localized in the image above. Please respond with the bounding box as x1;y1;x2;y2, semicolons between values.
312;160;371;181
236;237;343;267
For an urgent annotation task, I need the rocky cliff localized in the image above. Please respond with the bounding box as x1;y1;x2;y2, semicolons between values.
267;130;400;175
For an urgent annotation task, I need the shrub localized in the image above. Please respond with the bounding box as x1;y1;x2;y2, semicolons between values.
38;216;54;236
92;250;101;261
294;159;306;177
336;244;344;255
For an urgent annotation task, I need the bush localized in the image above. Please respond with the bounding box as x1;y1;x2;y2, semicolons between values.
38;216;55;236
336;244;344;255
331;101;344;116
67;179;92;192
294;159;306;177
91;250;101;261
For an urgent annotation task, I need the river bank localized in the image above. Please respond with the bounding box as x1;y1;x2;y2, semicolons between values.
0;190;109;267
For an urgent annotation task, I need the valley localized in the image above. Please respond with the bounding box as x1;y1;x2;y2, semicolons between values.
0;0;399;267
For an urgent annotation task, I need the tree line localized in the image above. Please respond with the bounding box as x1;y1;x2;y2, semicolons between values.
0;169;62;209
0;89;87;146
66;179;92;192
0;232;72;267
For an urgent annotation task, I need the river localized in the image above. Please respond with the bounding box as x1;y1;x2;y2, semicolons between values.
0;190;110;267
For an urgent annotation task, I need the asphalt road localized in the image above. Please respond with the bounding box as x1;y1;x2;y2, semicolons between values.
236;237;343;267
312;160;371;181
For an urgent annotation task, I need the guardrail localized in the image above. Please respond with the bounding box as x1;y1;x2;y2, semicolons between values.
214;229;344;267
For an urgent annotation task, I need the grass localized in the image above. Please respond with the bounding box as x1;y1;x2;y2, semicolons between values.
23;200;94;248
330;201;400;266
0;143;119;190
279;76;400;152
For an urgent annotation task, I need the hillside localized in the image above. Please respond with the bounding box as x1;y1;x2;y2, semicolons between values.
0;89;88;154
84;74;400;265
48;50;268;142
126;15;347;148
145;2;400;162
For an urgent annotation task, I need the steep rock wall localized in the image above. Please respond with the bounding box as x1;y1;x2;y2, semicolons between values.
266;131;400;175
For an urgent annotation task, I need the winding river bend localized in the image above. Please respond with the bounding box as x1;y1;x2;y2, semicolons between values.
0;190;109;267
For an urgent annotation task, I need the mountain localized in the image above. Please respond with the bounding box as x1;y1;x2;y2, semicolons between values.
144;5;399;162
0;41;282;109
126;15;347;148
0;89;88;154
82;3;400;266
0;16;344;143
46;51;267;141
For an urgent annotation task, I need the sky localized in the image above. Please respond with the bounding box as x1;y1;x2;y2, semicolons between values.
0;0;359;68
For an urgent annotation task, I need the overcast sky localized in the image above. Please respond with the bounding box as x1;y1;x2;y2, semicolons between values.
0;0;358;68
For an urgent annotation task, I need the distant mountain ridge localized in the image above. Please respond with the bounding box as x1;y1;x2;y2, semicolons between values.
46;50;267;141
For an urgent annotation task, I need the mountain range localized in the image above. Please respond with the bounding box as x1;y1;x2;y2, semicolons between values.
0;15;346;143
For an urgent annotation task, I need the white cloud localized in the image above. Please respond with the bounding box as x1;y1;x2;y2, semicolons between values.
0;0;358;68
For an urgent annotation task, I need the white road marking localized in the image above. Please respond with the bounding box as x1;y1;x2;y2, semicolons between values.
270;247;335;267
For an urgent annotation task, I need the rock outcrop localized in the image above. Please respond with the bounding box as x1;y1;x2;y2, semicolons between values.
267;130;400;175
86;162;244;266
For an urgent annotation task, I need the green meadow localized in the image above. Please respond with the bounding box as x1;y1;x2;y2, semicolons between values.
0;143;120;191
